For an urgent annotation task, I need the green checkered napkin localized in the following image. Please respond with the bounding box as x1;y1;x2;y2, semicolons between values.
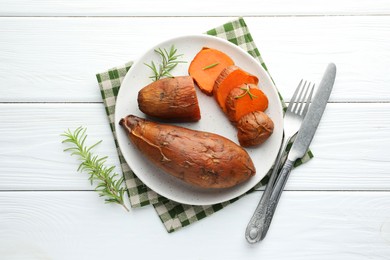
96;17;313;233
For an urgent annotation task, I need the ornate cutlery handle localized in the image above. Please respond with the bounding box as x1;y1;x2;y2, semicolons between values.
260;159;295;240
245;137;289;243
245;188;272;243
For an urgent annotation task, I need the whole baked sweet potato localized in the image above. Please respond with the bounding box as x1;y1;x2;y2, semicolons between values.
137;76;201;122
119;115;256;189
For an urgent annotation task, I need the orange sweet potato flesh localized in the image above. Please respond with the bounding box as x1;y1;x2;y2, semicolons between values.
137;76;201;122
119;115;256;189
225;83;269;123
237;111;274;147
188;47;234;96
214;66;259;113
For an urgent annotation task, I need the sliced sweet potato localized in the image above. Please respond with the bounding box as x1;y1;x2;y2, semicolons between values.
237;111;274;147
188;47;234;95
213;65;259;113
137;76;201;122
225;83;269;123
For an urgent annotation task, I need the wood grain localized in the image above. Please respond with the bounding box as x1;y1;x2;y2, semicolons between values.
0;0;390;16
0;191;389;259
0;16;389;102
0;103;121;191
0;103;388;191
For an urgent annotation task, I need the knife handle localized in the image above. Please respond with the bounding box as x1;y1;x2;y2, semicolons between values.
245;136;289;244
260;159;295;240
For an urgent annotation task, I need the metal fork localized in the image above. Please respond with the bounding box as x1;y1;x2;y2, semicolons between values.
245;79;314;244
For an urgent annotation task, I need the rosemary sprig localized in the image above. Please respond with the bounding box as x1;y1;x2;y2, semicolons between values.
144;45;186;81
61;126;129;212
202;62;220;70
235;84;258;100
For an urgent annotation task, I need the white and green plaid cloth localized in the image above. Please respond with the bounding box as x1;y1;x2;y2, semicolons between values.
96;17;313;233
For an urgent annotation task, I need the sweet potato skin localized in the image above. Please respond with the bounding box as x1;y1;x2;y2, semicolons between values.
237;111;274;147
119;115;256;189
137;76;201;122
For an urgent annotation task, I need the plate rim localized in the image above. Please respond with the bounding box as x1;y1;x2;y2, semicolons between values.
114;34;283;205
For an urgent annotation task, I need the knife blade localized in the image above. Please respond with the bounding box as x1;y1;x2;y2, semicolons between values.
260;63;337;240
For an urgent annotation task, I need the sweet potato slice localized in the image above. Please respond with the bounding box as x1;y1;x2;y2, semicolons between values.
137;76;201;122
237;111;274;147
119;115;256;189
225;83;269;123
188;47;234;95
214;65;259;113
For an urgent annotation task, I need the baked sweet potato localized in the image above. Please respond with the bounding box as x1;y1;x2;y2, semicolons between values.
119;115;256;189
225;83;269;123
137;76;201;122
188;47;234;95
237;111;274;147
213;65;259;113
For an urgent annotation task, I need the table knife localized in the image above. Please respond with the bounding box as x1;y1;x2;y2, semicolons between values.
260;63;337;240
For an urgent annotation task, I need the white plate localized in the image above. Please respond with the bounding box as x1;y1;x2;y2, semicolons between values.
115;35;283;205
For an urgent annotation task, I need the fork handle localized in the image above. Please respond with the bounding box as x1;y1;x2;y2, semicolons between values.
245;136;289;244
260;159;295;240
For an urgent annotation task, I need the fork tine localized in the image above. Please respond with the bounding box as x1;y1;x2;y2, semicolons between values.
302;83;315;116
287;79;303;112
292;80;307;113
295;81;310;114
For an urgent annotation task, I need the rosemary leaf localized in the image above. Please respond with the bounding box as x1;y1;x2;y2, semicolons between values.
61;126;129;212
235;84;258;100
144;44;186;81
202;62;220;70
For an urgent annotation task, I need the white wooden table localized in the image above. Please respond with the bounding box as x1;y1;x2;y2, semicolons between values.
1;1;390;259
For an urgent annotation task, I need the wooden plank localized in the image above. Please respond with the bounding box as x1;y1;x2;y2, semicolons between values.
0;103;389;191
0;104;121;191
0;16;389;102
0;0;390;16
0;190;389;259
